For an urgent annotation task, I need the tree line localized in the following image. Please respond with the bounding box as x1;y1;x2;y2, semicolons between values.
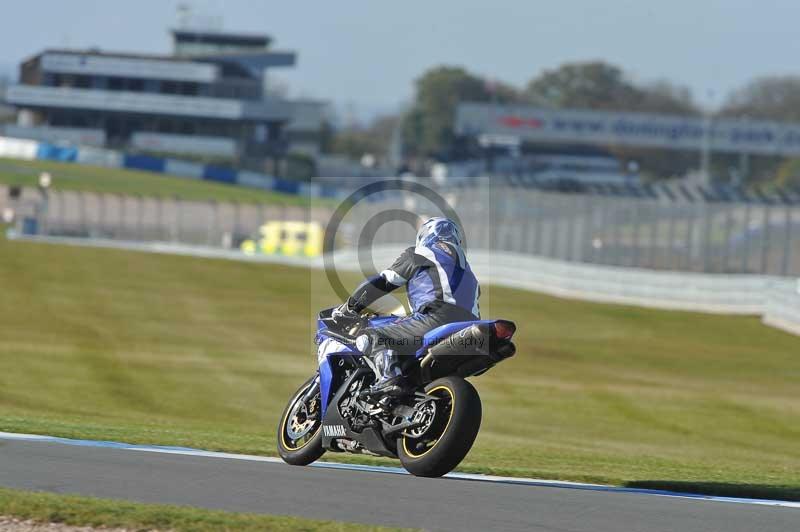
328;61;800;184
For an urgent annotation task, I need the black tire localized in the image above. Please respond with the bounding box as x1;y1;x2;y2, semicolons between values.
277;376;325;466
398;376;482;477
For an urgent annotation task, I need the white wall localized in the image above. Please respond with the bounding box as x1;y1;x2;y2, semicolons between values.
332;245;800;335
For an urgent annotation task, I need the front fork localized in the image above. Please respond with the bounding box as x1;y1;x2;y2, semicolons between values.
300;374;320;405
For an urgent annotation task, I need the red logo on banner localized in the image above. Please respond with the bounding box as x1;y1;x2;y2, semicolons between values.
499;115;543;128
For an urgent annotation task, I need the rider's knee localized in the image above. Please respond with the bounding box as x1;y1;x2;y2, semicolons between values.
356;332;373;355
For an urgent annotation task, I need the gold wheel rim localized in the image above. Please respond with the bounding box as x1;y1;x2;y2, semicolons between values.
280;386;320;451
402;385;456;458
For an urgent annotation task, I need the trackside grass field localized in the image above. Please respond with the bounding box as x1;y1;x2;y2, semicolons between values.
0;487;411;531
0;158;313;205
1;234;799;501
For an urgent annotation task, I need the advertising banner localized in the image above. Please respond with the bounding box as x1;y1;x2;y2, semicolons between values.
456;103;800;156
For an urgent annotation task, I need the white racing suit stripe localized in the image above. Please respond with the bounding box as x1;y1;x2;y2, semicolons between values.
380;269;408;286
415;245;456;305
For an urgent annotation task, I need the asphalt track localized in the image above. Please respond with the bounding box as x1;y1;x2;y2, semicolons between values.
0;433;797;532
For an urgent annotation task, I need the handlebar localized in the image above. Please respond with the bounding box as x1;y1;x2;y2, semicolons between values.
319;311;367;342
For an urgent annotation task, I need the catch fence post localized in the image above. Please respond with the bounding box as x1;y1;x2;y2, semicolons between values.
234;201;242;244
156;196;164;241
533;191;545;255
648;200;658;268
722;204;733;273
760;204;772;274
98;193;106;238
118;194;126;240
685;206;696;271
631;200;641;268
136;195;144;241
207;200;217;247
666;202;677;269
565;195;577;261
593;196;608;264
702;202;714;273
78;191;87;237
612;198;623;266
173;196;181;243
54;190;63;232
741;202;751;273
781;204;792;276
548;194;560;259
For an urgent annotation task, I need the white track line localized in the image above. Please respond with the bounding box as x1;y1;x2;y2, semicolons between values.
0;431;797;509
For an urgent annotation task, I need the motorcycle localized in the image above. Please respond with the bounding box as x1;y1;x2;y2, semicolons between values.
277;296;517;477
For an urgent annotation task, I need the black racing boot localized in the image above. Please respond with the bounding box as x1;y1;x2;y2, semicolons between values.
369;349;407;397
370;375;406;397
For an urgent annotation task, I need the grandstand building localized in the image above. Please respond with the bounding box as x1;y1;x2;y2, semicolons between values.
1;27;325;167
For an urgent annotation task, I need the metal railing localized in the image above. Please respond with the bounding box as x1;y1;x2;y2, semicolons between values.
5;184;800;276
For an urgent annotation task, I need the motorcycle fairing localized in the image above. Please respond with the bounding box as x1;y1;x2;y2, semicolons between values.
316;336;357;415
316;315;401;415
319;367;396;458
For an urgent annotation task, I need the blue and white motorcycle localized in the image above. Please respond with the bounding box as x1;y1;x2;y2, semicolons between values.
277;296;517;477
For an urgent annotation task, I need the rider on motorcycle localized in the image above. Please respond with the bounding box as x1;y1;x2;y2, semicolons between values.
332;217;481;397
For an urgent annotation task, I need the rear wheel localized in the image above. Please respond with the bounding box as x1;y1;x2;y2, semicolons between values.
398;376;482;477
277;376;325;466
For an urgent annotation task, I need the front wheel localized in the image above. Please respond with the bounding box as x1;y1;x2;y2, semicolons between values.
277;376;325;466
398;376;482;477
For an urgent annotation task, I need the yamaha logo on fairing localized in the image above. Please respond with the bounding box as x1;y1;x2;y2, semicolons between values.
323;424;347;437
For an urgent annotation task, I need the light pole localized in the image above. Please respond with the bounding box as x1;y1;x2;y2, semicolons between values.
36;171;52;235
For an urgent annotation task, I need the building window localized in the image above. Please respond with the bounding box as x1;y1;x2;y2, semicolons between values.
180;120;195;134
74;75;91;89
162;81;178;94
93;76;108;89
180;82;198;96
128;78;144;92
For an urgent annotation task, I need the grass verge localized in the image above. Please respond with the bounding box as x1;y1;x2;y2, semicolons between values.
0;487;409;531
0;234;798;501
0;158;314;205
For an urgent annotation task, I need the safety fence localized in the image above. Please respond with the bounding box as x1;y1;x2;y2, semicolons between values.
1;185;320;248
4;182;800;276
350;185;800;276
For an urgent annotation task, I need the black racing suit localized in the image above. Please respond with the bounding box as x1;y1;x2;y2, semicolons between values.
346;241;481;357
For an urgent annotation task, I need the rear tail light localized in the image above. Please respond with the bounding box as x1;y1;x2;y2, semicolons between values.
493;320;516;340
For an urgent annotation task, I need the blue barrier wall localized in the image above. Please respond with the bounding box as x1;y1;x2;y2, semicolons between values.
123;154;166;173
12;136;344;200
36;144;77;162
202;165;237;184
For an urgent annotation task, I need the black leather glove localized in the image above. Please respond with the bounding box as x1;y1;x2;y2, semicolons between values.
331;301;358;323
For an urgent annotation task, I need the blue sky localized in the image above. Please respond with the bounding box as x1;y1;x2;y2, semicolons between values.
2;0;800;121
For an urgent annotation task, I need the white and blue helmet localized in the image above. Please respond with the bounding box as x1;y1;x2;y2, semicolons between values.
416;217;463;249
